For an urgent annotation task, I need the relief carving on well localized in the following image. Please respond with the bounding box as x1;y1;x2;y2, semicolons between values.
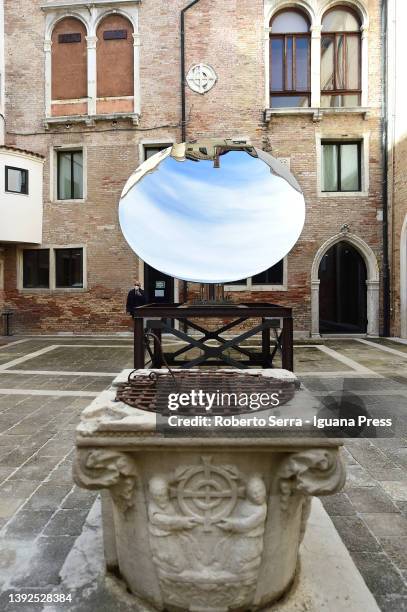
73;449;138;512
147;456;267;611
72;448;346;611
277;448;346;512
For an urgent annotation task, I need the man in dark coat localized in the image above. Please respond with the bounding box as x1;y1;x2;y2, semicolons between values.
126;279;147;317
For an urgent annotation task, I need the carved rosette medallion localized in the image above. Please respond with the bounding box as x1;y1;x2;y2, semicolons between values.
147;456;267;610
174;455;245;531
186;63;217;94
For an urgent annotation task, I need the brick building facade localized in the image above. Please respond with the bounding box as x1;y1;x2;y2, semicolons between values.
0;0;386;337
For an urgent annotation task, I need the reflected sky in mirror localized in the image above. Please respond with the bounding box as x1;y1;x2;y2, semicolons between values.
119;149;305;283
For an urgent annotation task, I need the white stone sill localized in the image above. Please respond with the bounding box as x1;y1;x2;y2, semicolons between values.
264;107;370;122
44;112;140;128
51;199;86;205
4;191;30;198
18;287;88;294
224;285;287;292
41;0;140;11
319;191;369;198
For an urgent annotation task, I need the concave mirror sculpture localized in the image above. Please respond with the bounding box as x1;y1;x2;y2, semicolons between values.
119;142;305;284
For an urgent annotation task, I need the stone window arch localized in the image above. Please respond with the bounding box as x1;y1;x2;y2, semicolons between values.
51;17;88;117
269;8;311;108
321;5;362;107
96;14;134;114
43;4;140;122
264;0;369;110
311;232;379;337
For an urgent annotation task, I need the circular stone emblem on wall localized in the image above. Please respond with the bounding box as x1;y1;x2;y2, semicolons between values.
186;63;217;94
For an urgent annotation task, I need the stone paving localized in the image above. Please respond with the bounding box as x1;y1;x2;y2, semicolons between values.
0;336;405;611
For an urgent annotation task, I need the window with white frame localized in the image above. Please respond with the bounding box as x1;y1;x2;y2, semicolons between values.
321;141;362;192
321;7;362;107
57;150;83;200
269;9;311;108
227;258;286;290
265;2;366;110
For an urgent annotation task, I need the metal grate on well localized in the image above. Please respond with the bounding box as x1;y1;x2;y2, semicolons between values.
115;370;297;415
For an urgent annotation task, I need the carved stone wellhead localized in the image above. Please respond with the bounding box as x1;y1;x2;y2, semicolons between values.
74;369;346;612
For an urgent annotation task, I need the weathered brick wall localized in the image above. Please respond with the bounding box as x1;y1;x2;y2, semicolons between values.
390;135;407;337
2;0;384;335
388;0;407;338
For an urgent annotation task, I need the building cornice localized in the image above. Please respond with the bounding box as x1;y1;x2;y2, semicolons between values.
41;0;140;11
264;107;371;123
0;145;45;162
43;112;140;128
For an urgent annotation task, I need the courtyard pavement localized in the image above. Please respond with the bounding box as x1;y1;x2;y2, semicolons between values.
0;336;406;611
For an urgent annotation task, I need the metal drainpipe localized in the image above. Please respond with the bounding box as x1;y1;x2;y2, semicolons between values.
381;0;390;337
181;0;201;304
181;0;201;142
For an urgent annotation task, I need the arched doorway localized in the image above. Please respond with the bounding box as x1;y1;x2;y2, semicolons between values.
319;241;367;334
311;233;379;336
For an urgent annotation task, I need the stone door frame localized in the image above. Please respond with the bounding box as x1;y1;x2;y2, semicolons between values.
311;232;380;337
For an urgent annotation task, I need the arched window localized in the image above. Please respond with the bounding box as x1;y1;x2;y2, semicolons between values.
269;10;311;108
321;7;362;107
96;14;134;114
51;17;87;116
